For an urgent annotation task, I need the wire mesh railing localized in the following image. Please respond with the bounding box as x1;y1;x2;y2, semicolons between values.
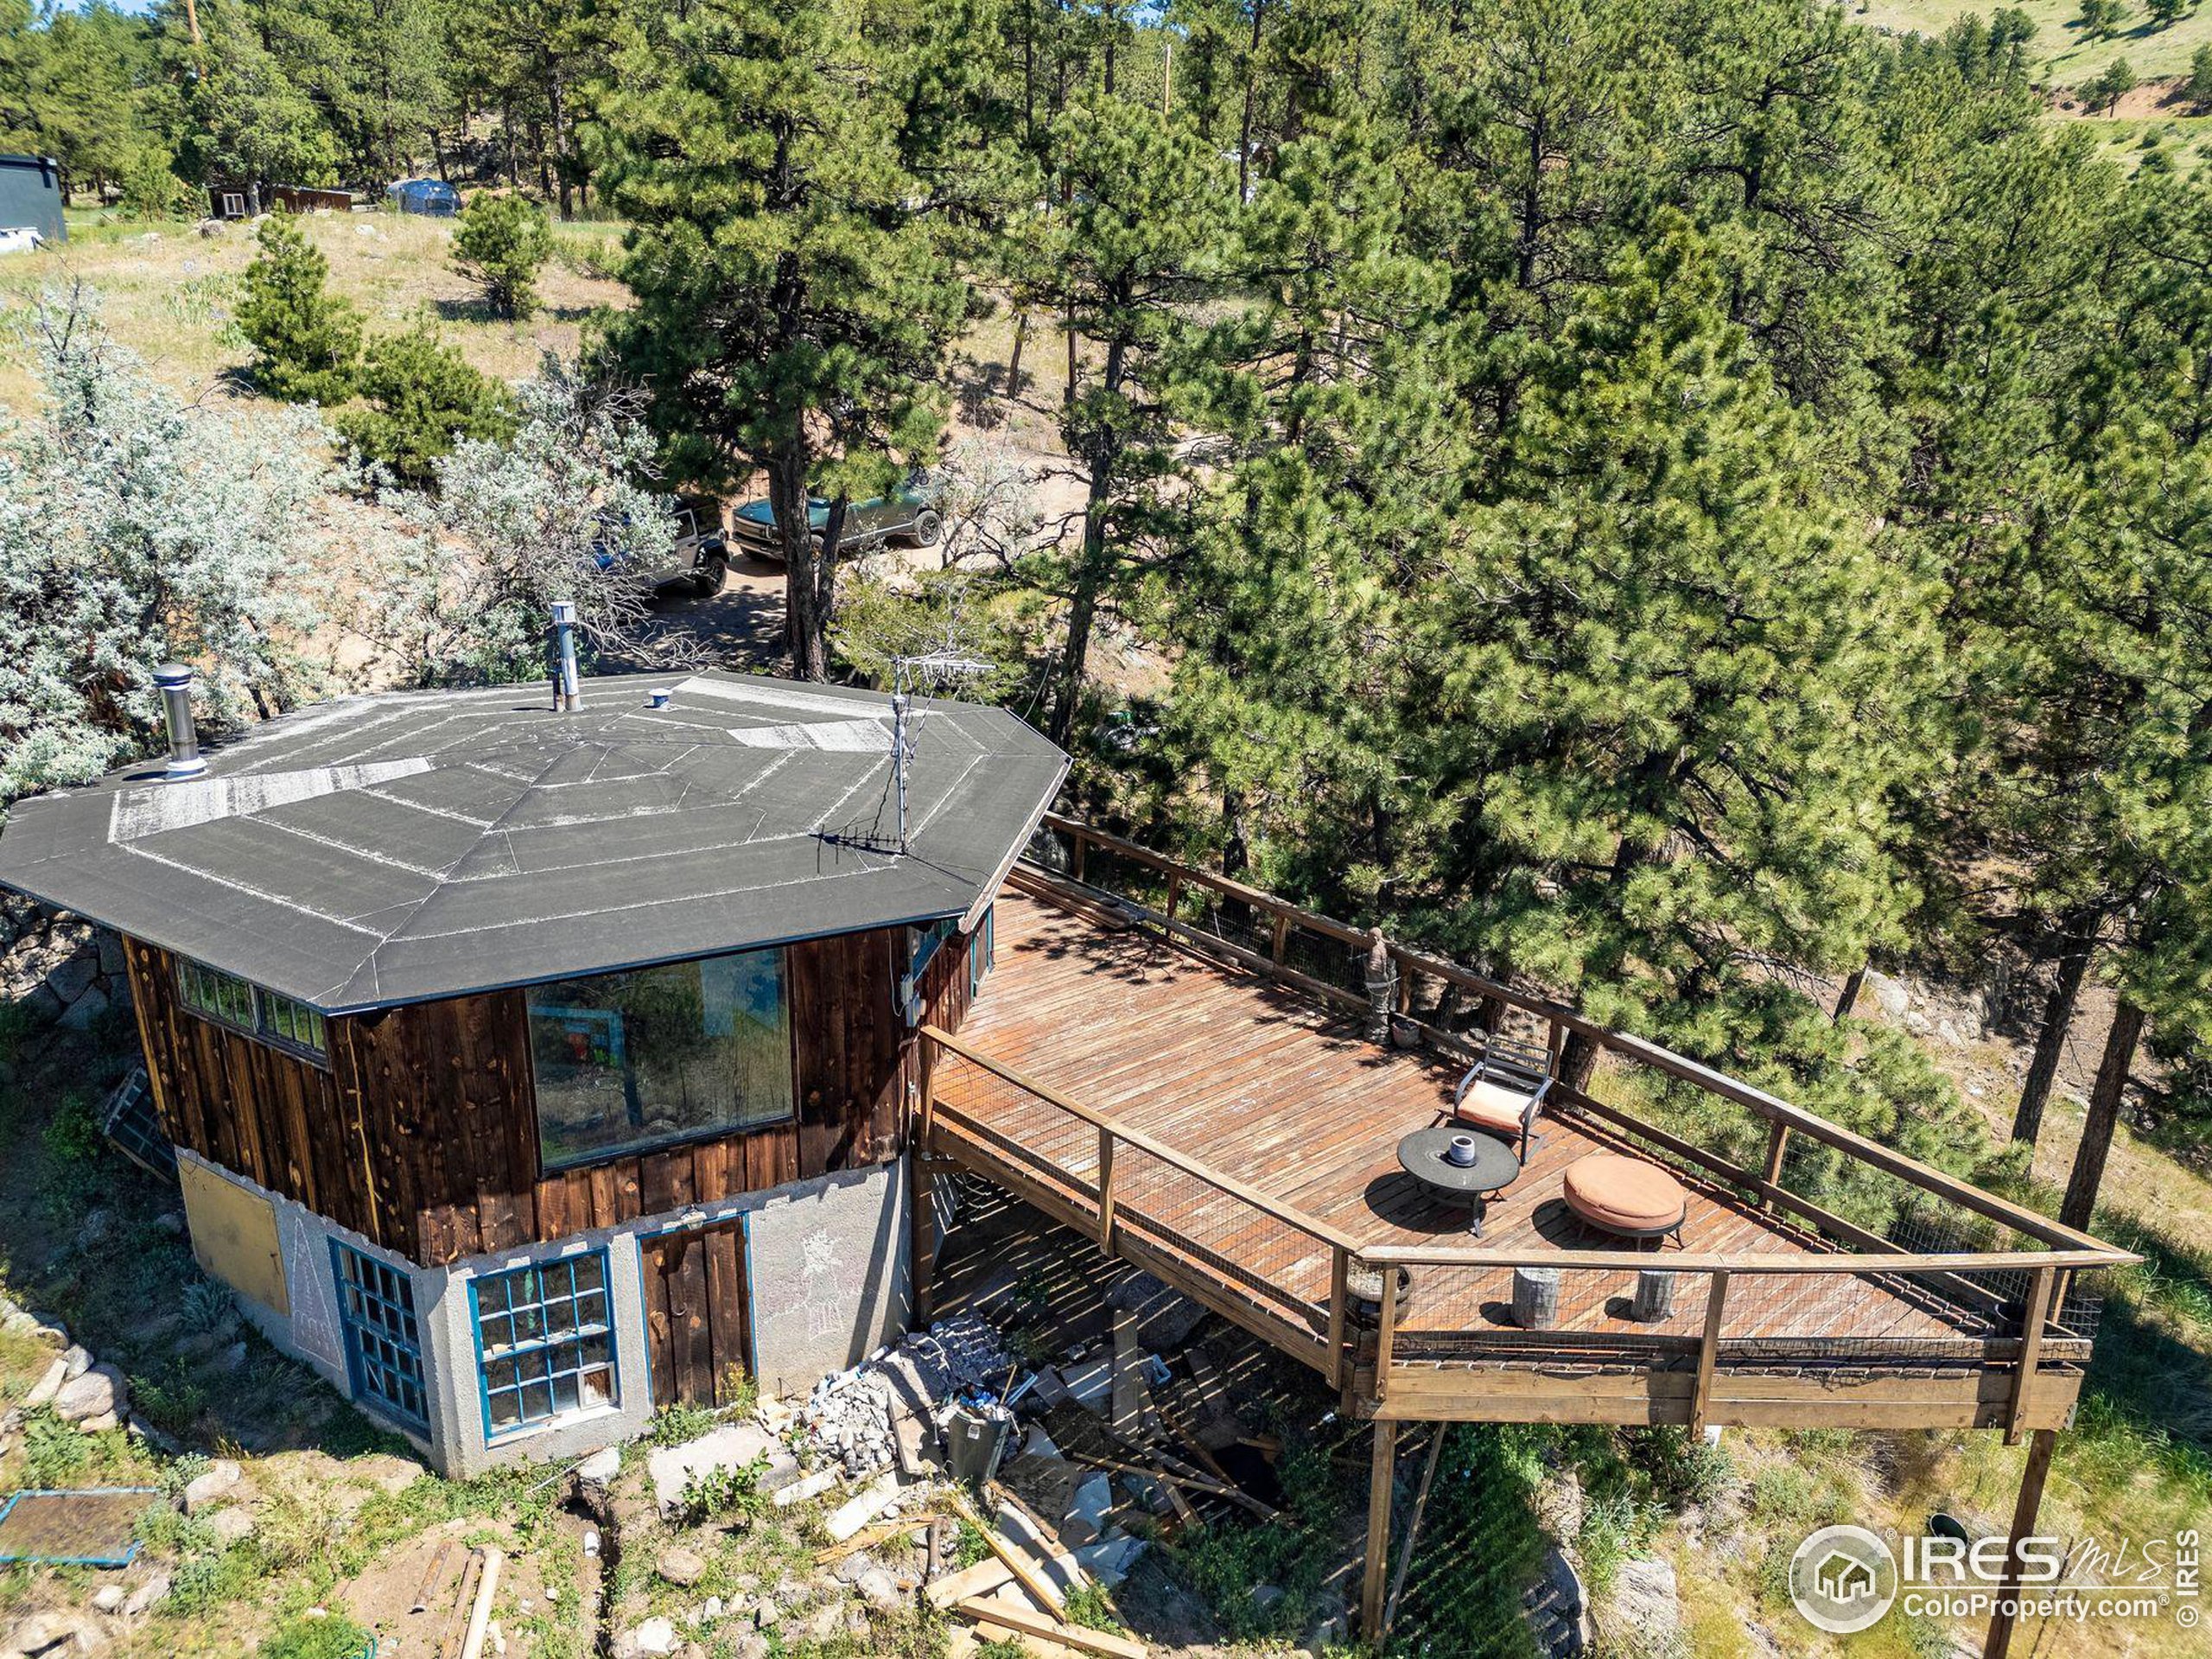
924;1033;1348;1375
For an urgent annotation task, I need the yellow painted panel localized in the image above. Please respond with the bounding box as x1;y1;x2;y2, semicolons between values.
179;1160;290;1318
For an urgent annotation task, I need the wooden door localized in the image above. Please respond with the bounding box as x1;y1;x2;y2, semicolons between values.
642;1217;753;1408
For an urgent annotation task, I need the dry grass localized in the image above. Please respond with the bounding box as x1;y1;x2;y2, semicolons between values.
0;207;630;412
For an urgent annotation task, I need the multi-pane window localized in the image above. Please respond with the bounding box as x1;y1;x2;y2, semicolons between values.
176;958;327;1061
473;1253;617;1438
331;1242;427;1429
969;905;995;996
527;948;792;1171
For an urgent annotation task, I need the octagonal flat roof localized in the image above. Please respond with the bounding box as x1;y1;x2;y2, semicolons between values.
0;671;1067;1013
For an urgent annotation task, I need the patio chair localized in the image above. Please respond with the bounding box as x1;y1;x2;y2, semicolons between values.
1446;1033;1554;1164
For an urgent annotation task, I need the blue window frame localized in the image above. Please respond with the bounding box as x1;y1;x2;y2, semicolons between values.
969;904;995;995
331;1241;427;1429
470;1252;617;1439
903;917;957;1024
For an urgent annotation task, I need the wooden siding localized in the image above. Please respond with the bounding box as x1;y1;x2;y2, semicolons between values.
128;917;985;1268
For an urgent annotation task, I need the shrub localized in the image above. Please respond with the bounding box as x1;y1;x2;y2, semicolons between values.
41;1091;104;1164
454;194;553;320
258;1614;376;1659
119;149;189;220
22;1405;88;1487
675;1452;768;1525
336;322;512;486
235;213;360;404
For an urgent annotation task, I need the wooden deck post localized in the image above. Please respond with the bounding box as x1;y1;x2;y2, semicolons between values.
1373;1267;1400;1406
911;1035;941;1324
1361;1420;1398;1641
1981;1428;2057;1659
2005;1267;2055;1446
1097;1126;1118;1253
1326;1245;1350;1392
1690;1270;1730;1435
1759;1122;1790;1204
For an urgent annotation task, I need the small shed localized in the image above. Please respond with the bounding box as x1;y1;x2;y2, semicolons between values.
270;184;354;214
0;156;65;244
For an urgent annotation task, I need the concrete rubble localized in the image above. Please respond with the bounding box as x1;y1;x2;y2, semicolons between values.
793;1313;1015;1478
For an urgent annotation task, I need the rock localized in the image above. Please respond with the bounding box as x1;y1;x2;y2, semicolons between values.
90;1586;126;1615
630;1618;678;1656
152;1212;185;1237
574;1446;622;1488
77;1211;112;1248
60;1345;93;1381
831;1553;878;1586
182;1459;243;1512
770;1467;838;1509
1302;1612;1348;1656
1106;1273;1208;1351
95;931;126;979
648;1424;791;1519
1062;1471;1114;1546
1526;1545;1591;1658
1904;1010;1933;1037
23;1357;67;1409
753;1600;779;1630
658;1547;709;1588
57;1361;127;1423
1864;971;1910;1019
213;1342;246;1373
1936;1018;1962;1047
41;953;97;1008
123;1571;171;1617
1253;1583;1286;1616
76;1411;120;1434
0;1611;99;1656
1602;1558;1681;1657
204;1507;257;1548
58;985;109;1030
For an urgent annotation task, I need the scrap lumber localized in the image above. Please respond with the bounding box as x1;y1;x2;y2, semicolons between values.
815;1511;948;1567
1382;1426;1447;1637
951;1598;1149;1659
950;1491;1067;1618
459;1546;503;1659
1066;1451;1277;1520
438;1547;485;1659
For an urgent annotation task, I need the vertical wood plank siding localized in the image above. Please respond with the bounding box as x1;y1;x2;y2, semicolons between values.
126;918;982;1268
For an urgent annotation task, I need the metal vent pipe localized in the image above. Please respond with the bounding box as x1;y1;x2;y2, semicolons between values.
550;601;582;710
154;662;205;779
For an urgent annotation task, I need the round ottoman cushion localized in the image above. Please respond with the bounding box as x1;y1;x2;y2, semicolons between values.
1562;1154;1686;1234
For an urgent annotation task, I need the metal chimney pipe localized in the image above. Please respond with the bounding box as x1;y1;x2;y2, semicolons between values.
550;601;582;711
154;662;205;779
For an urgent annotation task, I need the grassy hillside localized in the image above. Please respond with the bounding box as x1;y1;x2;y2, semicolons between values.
1853;0;2212;83
0;207;629;414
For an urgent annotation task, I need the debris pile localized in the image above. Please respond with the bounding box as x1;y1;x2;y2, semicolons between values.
795;1314;1017;1478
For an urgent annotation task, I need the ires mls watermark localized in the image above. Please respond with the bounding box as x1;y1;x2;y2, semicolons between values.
1789;1523;2202;1636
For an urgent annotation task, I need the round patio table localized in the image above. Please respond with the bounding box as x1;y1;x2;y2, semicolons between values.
1396;1125;1522;1237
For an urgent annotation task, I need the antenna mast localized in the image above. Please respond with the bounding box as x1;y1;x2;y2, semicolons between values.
891;650;990;855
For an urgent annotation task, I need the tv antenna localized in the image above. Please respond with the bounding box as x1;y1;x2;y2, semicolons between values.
891;650;992;854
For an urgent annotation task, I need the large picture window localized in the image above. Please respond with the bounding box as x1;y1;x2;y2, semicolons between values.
527;948;792;1171
471;1252;616;1438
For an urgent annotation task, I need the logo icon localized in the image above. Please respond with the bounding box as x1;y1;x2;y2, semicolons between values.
1790;1525;1899;1633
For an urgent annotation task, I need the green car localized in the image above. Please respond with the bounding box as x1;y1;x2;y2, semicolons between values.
729;476;942;563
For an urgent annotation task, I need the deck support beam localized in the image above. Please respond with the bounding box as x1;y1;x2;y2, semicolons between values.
1981;1427;2057;1659
1361;1420;1398;1640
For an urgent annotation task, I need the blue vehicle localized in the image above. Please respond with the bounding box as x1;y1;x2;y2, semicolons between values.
385;177;461;217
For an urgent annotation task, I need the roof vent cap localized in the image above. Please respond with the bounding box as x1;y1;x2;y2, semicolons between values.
154;662;205;779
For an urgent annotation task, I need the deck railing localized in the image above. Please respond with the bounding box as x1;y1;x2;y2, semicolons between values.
976;814;2139;1426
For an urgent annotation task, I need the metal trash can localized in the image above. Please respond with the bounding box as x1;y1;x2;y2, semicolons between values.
944;1402;1014;1485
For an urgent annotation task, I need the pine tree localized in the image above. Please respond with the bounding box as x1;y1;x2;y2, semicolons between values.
236;213;361;405
336;321;513;486
1417;220;1942;1084
1026;91;1227;744
591;0;986;680
454;192;552;319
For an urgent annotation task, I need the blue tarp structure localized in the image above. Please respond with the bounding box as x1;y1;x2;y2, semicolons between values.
385;178;460;217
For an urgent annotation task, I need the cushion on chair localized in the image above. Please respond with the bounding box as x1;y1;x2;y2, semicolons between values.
1562;1154;1687;1235
1454;1076;1536;1137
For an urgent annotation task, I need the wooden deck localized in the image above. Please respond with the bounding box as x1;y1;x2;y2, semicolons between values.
923;876;2091;1430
